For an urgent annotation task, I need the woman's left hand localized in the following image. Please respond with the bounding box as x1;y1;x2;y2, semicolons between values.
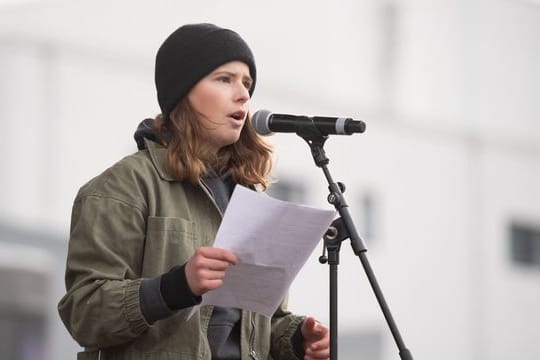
301;316;330;360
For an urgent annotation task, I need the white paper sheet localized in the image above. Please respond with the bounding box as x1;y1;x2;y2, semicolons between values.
188;185;336;318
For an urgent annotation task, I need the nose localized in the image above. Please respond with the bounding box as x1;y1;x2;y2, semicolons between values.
234;81;250;103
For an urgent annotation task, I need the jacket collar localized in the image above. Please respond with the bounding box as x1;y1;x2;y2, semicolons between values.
145;138;176;181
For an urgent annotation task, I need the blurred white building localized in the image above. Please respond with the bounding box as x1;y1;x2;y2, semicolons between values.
0;1;539;359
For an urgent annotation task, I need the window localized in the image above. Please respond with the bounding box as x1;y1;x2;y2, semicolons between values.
510;222;540;267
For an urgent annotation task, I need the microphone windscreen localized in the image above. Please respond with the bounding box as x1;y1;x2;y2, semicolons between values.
251;109;273;135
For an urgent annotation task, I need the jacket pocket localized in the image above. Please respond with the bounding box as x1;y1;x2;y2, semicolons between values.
142;216;197;276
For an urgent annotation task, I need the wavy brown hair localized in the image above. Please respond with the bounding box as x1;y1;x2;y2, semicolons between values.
155;97;273;189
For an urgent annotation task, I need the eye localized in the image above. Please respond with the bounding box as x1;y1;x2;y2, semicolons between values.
243;80;253;90
217;76;231;83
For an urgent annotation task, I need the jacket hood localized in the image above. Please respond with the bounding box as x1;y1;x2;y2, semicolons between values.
134;118;171;150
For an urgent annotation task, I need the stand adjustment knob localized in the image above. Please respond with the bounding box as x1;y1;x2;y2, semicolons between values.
327;193;337;204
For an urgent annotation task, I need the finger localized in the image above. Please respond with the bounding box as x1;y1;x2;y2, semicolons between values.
307;335;329;348
199;258;235;271
306;338;329;354
310;326;326;338
185;258;230;295
309;338;330;350
305;353;330;360
198;269;228;280
305;343;330;358
198;247;238;264
307;336;330;349
305;349;330;360
191;249;237;269
198;279;224;292
305;351;330;360
186;270;225;295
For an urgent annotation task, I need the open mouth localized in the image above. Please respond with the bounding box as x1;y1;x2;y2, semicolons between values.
229;111;246;121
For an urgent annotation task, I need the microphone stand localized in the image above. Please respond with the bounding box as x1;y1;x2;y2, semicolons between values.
298;129;413;360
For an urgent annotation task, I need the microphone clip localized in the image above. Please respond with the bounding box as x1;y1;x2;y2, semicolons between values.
299;132;330;167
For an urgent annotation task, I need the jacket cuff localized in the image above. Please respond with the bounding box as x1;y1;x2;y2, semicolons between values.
139;276;175;324
124;279;150;335
159;264;202;310
291;320;306;359
278;315;306;360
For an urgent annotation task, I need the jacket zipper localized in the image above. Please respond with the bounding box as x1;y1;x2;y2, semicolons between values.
201;179;249;360
249;312;258;360
199;179;224;217
201;306;214;360
200;179;258;360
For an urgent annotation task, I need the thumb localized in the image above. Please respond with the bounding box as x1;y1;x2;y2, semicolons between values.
301;316;318;338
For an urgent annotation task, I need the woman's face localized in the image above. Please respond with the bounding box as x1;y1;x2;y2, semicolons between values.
188;61;253;153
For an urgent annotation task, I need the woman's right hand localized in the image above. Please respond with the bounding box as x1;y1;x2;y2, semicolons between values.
185;247;238;296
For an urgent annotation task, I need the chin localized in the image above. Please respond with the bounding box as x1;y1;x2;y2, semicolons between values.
219;138;241;149
228;133;242;145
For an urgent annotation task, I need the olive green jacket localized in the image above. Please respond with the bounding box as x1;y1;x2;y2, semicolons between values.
58;139;304;360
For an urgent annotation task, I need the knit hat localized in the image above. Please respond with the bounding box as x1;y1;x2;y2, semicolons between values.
155;23;257;118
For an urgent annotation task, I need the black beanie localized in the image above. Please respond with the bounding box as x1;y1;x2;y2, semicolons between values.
155;23;257;118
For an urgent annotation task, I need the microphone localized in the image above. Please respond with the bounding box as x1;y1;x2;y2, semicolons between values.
251;109;366;136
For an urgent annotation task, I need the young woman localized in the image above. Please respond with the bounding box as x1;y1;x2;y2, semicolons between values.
58;23;329;360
